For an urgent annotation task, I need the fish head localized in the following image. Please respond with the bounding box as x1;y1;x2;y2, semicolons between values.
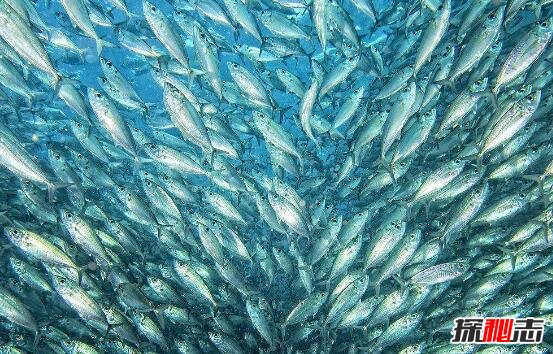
143;0;161;19
470;77;488;92
484;6;506;29
87;87;106;105
59;208;76;226
536;17;553;35
4;227;26;245
99;57;116;73
523;90;542;111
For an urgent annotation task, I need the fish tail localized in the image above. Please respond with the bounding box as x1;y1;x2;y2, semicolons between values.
153;304;168;330
95;37;114;56
377;156;396;184
523;174;545;195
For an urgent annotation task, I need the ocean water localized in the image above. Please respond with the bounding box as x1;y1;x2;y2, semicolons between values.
0;0;553;353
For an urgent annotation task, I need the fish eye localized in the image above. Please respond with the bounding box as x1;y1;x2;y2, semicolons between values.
109;218;115;224
150;5;156;11
408;64;414;69
541;21;547;27
424;112;430;117
146;181;151;186
348;57;354;62
55;154;60;159
487;13;495;20
331;218;337;222
76;123;82;128
531;146;537;152
176;10;181;15
526;95;533;101
438;5;443;10
66;211;73;218
106;61;112;67
519;193;524;198
260;195;265;200
163;175;169;181
12;229;18;235
455;159;461;163
95;92;101;98
59;278;65;284
232;63;239;69
476;80;482;85
25;180;30;185
77;154;82;158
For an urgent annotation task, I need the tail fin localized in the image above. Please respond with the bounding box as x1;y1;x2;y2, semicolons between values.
153;304;168;330
496;245;517;271
392;274;407;295
95;38;115;56
375;157;396;184
523;174;545;195
465;151;484;170
478;89;499;110
77;261;97;285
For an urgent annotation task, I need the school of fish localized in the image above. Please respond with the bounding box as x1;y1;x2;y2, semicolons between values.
0;0;553;352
